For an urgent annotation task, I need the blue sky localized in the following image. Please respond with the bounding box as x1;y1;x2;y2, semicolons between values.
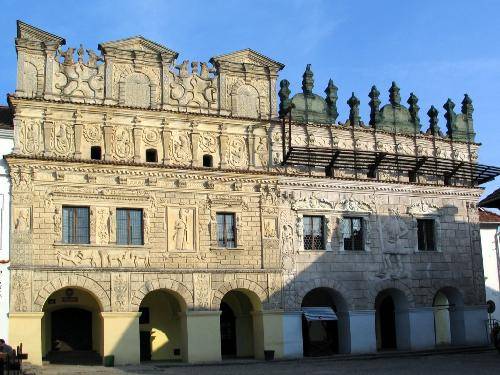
0;0;498;197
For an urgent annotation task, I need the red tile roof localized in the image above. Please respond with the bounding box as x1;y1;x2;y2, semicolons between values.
479;207;500;223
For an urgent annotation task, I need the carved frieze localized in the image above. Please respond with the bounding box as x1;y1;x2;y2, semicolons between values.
55;248;151;268
18;119;41;154
170;131;191;163
335;198;373;213
11;271;30;312
111;273;129;312
112;127;133;160
291;193;334;211
407;201;439;216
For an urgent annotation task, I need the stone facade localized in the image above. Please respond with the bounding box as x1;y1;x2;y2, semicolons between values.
7;21;490;365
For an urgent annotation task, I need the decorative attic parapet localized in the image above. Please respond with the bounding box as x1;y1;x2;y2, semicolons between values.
279;65;476;143
13;22;283;120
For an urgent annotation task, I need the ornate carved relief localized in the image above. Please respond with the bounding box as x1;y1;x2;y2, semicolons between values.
263;217;278;238
255;137;269;167
14;207;31;232
198;133;217;153
407;201;439;216
54;45;104;101
193;273;211;310
51;122;75;156
292;193;333;211
232;84;260;118
335;198;373;213
112;127;133;160
111;273;129;312
142;128;160;146
96;208;110;245
83;124;102;143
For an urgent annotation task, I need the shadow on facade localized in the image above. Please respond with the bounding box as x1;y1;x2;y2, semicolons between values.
33;205;489;365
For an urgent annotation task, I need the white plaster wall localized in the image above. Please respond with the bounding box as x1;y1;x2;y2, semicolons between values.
463;306;489;345
408;307;435;350
480;225;500;321
348;310;376;353
0;129;13;340
281;312;303;358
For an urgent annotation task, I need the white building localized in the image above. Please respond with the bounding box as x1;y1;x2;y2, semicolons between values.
479;207;500;322
0;106;14;339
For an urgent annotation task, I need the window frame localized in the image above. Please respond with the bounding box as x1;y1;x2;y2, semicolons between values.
116;208;144;246
342;216;365;251
303;215;325;251
417;218;436;251
216;212;237;248
62;206;90;244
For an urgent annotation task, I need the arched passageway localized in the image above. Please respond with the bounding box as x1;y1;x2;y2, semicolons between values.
301;287;350;356
219;289;263;359
433;287;465;346
42;287;103;365
138;289;187;362
375;288;410;351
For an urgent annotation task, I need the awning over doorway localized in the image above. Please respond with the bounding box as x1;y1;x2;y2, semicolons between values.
302;307;338;321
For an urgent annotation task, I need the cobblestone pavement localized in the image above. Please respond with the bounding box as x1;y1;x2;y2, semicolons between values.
38;351;500;375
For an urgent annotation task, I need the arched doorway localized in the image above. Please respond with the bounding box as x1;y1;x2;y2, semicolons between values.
42;287;103;364
433;287;465;346
301;287;350;356
219;289;263;359
375;288;410;351
139;289;187;362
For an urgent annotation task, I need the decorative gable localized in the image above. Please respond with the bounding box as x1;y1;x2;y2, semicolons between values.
99;36;178;63
16;20;65;46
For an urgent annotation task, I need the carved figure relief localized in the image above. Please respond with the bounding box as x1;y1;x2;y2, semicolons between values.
170;132;191;163
55;45;104;100
11;271;30;312
167;207;196;252
54;207;61;239
292;193;333;211
263;217;277;238
51;123;75;156
227;137;247;167
407;201;439;216
14;208;30;232
96;208;110;245
56;248;151;268
335;198;373;213
19;120;41;154
256;137;268;167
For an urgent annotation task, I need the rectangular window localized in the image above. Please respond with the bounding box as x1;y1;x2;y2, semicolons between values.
343;217;364;251
303;216;325;250
417;219;436;251
62;206;90;244
116;208;143;245
217;213;236;248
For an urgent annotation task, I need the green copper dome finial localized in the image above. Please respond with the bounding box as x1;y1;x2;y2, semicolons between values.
302;64;314;96
347;92;361;126
325;79;339;122
368;85;381;127
443;98;456;138
389;81;401;106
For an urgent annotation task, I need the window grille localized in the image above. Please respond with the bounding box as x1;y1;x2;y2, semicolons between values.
217;213;236;248
303;216;325;250
343;217;364;251
62;206;90;244
417;219;436;251
116;208;143;245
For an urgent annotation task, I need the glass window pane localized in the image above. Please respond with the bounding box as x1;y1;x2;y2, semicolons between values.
425;220;435;250
129;209;143;245
62;207;73;243
116;209;128;245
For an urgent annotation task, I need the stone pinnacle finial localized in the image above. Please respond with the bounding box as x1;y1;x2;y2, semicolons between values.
302;64;314;96
389;81;401;106
368;85;381;127
443;98;456;137
426;105;441;136
278;79;292;118
325;79;339;122
347;92;361;126
407;92;420;131
461;94;474;118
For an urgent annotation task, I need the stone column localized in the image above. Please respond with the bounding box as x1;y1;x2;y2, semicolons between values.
132;120;143;163
190;122;200;167
9;312;44;365
348;310;377;353
43;42;59;99
103;56;116;105
463;305;489;345
103;124;114;161
161;125;171;164
219;124;228;168
247;125;255;168
101;312;141;365
42;120;54;157
74;113;83;159
408;307;435;350
183;311;221;363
